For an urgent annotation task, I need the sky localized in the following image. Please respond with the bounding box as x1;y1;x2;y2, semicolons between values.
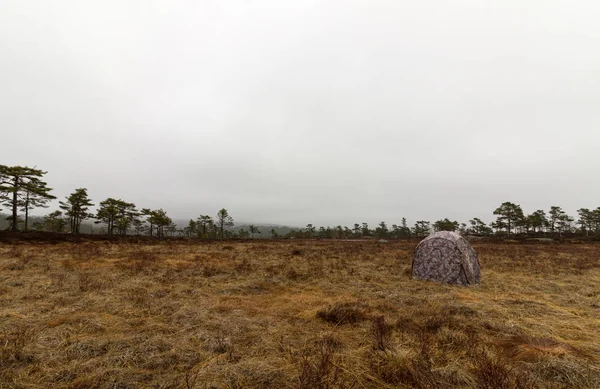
1;1;599;227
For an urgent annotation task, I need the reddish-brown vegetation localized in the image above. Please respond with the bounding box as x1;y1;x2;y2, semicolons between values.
0;238;598;388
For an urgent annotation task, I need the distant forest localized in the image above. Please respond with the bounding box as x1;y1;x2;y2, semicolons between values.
1;165;599;239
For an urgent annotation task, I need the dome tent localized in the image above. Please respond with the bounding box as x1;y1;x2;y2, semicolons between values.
412;231;481;286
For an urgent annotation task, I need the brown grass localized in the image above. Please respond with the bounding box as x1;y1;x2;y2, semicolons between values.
0;240;599;388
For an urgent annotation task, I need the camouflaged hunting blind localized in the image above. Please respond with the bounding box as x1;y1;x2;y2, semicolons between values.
412;231;481;286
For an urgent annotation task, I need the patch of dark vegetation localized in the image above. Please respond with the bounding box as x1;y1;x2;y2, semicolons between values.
472;350;533;389
0;231;207;244
234;258;253;274
370;315;393;351
316;302;369;325
298;337;344;389
127;250;160;261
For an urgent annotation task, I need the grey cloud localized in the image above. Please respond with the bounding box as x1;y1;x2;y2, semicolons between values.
2;1;599;227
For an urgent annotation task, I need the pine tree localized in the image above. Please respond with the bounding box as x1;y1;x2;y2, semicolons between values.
96;198;138;235
433;218;459;232
43;210;67;232
493;202;524;236
216;208;234;240
59;188;94;234
548;206;566;235
412;221;431;236
147;209;171;238
197;215;214;239
469;218;493;235
375;221;389;238
0;165;55;231
18;186;54;231
249;224;260;239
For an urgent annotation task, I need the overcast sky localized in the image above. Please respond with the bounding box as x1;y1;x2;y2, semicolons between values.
1;1;599;227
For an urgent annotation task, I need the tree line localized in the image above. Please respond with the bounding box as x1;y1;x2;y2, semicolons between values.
290;203;599;240
1;165;599;239
0;165;235;238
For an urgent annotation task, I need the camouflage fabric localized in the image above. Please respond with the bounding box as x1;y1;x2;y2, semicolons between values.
412;231;481;286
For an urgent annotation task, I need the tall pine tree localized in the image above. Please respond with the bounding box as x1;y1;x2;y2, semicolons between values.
59;188;94;234
0;165;55;231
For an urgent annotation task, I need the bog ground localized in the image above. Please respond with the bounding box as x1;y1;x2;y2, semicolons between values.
1;239;599;388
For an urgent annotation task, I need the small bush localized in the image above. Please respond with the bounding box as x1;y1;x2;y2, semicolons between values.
316;302;368;325
298;338;341;389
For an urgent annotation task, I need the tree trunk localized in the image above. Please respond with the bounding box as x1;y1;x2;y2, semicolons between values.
24;200;29;232
11;177;18;232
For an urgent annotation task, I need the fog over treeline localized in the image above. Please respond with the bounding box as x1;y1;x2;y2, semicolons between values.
1;165;599;239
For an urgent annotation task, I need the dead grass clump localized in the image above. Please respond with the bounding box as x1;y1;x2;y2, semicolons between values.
8;245;26;256
202;264;220;277
125;287;152;309
46;314;106;333
0;325;35;367
264;263;283;278
78;271;110;292
370;348;437;388
316;302;369;325
206;331;233;355
471;350;533;389
70;243;103;261
443;303;478;317
338;244;364;255
286;266;302;280
298;337;344;389
235;258;253;274
529;356;600;388
127;249;160;262
5;258;25;271
64;338;110;360
370;315;392;351
499;335;588;362
423;314;453;334
317;333;344;352
190;359;289;389
60;257;76;271
306;258;325;279
115;259;156;274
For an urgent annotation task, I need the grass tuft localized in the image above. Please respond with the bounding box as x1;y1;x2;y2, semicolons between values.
316;302;369;325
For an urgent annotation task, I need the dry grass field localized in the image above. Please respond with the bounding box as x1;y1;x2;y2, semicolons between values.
1;238;599;388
